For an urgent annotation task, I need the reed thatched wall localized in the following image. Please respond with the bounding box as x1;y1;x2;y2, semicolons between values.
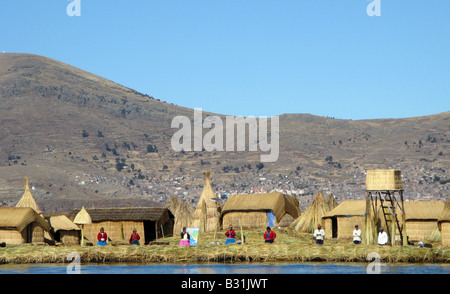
82;221;145;244
366;169;403;191
59;230;81;246
405;220;438;242
441;223;450;247
222;211;268;229
0;229;26;244
438;199;450;247
32;224;45;243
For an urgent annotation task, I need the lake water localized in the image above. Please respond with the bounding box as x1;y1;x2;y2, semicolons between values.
1;262;449;274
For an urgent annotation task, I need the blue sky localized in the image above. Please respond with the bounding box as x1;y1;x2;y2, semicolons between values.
0;0;449;119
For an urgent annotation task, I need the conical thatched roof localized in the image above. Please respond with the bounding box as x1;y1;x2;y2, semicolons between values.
73;206;92;225
191;171;221;233
290;191;330;233
15;177;42;214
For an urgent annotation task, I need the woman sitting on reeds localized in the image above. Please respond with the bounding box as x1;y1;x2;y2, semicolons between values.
264;226;276;243
225;225;236;245
97;227;108;246
179;227;191;246
129;229;140;245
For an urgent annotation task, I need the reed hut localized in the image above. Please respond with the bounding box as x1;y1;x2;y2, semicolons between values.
403;201;444;242
15;177;47;243
437;199;450;247
323;200;444;242
191;171;221;233
166;196;195;235
0;207;51;244
69;207;174;245
48;215;81;246
322;200;366;239
221;192;300;229
290;191;330;233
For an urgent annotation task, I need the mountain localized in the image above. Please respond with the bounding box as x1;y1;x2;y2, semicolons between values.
0;53;448;212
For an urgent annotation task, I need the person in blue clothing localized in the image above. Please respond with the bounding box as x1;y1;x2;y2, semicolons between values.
97;227;108;246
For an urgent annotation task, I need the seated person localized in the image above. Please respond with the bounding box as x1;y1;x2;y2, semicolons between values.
225;225;236;244
179;227;191;246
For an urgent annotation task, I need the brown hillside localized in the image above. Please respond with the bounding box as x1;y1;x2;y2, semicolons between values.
0;53;448;212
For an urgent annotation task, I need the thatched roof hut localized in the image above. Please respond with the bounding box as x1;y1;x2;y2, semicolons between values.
403;201;444;242
290;191;330;233
437;199;450;247
0;207;51;244
322;200;366;239
69;207;174;245
221;192;300;229
322;200;445;242
48;215;81;246
15;177;48;243
191;171;221;233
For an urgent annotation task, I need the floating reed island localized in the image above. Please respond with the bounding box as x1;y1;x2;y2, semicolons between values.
1;172;449;265
0;228;448;265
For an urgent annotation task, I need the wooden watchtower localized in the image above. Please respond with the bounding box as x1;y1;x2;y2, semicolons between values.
364;169;407;245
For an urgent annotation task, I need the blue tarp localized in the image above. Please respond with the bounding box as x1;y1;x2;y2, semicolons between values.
267;211;275;227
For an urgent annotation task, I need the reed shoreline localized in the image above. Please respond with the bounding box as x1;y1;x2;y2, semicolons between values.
1;229;448;265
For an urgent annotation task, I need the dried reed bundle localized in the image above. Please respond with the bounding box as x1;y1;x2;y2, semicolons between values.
16;177;42;214
290;191;330;233
362;198;378;245
192;171;221;233
168;197;195;235
327;194;338;210
428;223;441;242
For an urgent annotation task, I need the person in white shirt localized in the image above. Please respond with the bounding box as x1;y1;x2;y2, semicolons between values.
353;224;362;244
378;227;388;245
313;224;325;245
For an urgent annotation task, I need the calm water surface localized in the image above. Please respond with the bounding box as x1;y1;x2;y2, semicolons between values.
1;262;449;274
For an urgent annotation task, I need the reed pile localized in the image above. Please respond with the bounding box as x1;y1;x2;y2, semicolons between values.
290;191;330;233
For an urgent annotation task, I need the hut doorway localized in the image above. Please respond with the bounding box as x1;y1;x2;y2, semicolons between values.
143;220;156;244
25;223;33;243
331;217;338;239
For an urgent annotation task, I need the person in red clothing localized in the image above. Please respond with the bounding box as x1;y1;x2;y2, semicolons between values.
225;225;236;244
129;229;140;245
264;226;276;243
97;227;108;246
